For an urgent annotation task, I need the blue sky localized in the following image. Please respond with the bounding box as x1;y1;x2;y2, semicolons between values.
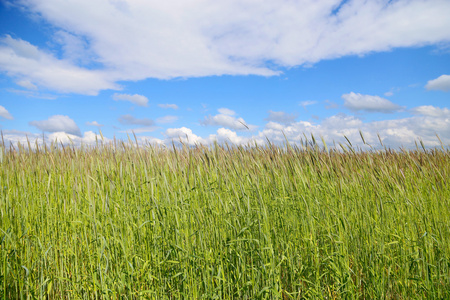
0;0;449;149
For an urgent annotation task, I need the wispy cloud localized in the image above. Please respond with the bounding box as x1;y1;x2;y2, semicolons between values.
16;79;37;90
325;100;338;110
217;108;235;116
118;114;157;134
300;100;317;107
265;110;297;125
113;93;149;106
156;115;178;124
158;103;179;109
86;121;104;127
7;88;58;99
118;114;154;126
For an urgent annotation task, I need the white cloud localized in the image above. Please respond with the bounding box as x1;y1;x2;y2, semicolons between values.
411;106;450;118
7;88;58;99
209;128;251;145
265;110;298;124
53;30;91;65
4;105;450;149
113;93;149;106
118;114;154;126
1;130;39;148
0;35;119;95
164;127;252;146
202;110;257;131
426;74;450;92
16;79;37;90
165;127;205;145
29;115;81;136
0;1;448;93
136;136;165;145
217;108;235;116
256;107;450;149
0;105;13;120
181;105;448;149
342;92;403;113
86;121;103;127
158;103;179;109
1;130;110;147
300;101;317;107
156;115;178;124
47;131;101;145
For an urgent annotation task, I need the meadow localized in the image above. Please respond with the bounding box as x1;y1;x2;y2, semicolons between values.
1;136;449;299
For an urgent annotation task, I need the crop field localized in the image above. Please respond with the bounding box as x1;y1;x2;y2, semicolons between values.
1;137;450;299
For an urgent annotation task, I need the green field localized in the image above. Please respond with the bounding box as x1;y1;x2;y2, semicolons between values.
1;138;449;299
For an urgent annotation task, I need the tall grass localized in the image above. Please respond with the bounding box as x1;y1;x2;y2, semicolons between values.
1;138;449;299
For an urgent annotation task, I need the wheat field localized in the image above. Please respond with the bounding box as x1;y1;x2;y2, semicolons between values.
1;137;449;299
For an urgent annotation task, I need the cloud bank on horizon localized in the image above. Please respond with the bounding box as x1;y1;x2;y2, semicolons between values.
0;0;449;149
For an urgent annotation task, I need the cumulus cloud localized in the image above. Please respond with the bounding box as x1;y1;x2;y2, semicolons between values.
212;128;251;145
426;74;450;92
2;130;110;147
0;105;13;120
136;136;165;145
165;127;205;145
150;107;450;148
118;114;154;126
202;109;257;131
4;104;450;149
162;105;450;149
265;110;298;125
156;115;178;124
0;35;119;95
47;131;109;145
29;115;81;136
342;92;403;113
256;107;450;149
86;121;103;127
164;126;252;146
411;106;450;118
1;1;449;93
113;93;149;106
158;103;179;109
